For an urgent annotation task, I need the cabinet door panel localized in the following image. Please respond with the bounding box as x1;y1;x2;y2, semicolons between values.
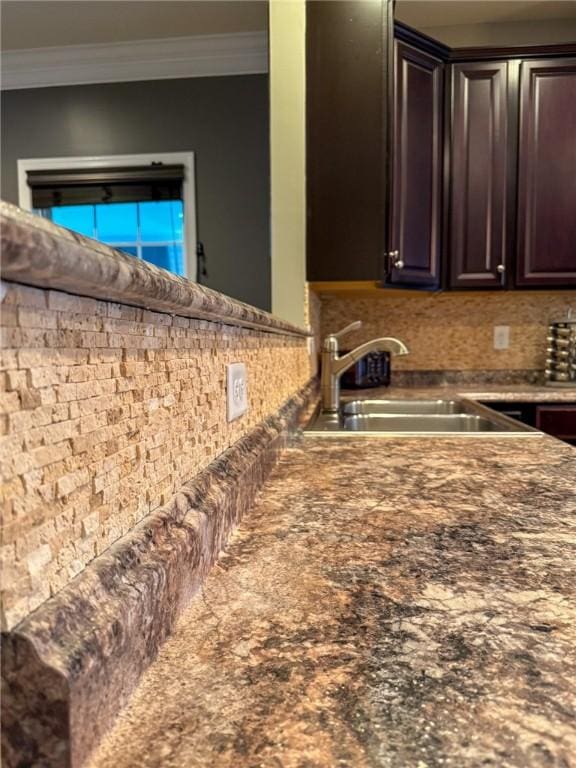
387;41;443;288
306;1;393;281
516;58;576;286
449;62;509;288
535;405;576;442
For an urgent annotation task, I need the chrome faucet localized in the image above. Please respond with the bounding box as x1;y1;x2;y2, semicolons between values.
320;321;409;412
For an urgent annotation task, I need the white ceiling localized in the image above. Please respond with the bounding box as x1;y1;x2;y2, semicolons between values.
396;0;576;28
1;1;268;51
3;0;575;53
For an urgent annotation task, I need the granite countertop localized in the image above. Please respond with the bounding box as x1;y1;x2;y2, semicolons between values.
344;382;576;403
88;408;576;767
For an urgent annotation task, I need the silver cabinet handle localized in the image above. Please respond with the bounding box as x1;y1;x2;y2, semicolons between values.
383;250;404;278
496;264;506;273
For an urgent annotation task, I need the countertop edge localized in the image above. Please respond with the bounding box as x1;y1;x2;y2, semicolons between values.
341;383;576;403
0;379;318;768
0;201;311;338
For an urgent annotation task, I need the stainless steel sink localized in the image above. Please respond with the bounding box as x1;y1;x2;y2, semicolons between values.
343;399;466;415
344;414;508;433
304;398;541;437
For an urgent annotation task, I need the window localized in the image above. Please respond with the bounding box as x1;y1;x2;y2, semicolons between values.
47;201;184;275
18;153;197;279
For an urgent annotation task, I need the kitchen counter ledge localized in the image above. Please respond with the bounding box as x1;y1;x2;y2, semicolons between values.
88;422;576;768
346;382;576;403
0;201;310;338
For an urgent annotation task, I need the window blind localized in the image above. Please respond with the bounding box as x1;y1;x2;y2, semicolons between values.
27;164;185;208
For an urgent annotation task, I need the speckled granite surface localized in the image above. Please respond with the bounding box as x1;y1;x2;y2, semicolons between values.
0;383;317;768
88;431;576;768
349;382;576;403
0;201;309;337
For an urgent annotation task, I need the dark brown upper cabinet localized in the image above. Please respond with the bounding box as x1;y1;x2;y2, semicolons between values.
386;40;444;289
306;0;394;282
306;4;576;291
516;58;576;287
448;61;511;289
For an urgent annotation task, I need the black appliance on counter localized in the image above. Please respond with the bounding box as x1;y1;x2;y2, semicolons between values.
339;351;390;389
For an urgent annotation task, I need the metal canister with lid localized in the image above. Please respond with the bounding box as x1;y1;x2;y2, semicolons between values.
545;308;576;387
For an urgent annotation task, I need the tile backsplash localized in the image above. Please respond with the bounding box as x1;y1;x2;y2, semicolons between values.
318;290;576;372
0;283;310;630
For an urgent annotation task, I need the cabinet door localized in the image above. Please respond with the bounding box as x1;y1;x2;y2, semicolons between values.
516;58;576;287
535;405;576;444
306;0;394;281
386;41;444;288
449;61;510;288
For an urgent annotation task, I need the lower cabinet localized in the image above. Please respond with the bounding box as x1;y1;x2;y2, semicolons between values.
482;401;576;445
535;405;576;445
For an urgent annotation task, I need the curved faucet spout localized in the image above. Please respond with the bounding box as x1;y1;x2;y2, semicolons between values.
332;337;409;376
320;333;410;412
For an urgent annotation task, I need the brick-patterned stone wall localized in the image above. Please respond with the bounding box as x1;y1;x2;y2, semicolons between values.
0;283;311;630
305;285;322;375
317;290;576;371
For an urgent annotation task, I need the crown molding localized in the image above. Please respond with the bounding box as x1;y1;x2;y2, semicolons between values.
1;31;268;90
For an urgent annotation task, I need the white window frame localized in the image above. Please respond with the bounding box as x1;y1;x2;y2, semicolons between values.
17;152;197;281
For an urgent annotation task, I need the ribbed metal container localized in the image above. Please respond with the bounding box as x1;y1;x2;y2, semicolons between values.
546;318;576;387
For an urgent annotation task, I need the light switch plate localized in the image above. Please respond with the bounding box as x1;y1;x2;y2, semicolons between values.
493;325;510;350
227;363;248;422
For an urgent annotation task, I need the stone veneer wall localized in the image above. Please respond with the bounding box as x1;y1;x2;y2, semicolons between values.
0;282;310;630
318;290;576;372
306;285;322;366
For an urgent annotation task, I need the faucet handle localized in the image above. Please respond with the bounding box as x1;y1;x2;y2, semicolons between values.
330;320;362;340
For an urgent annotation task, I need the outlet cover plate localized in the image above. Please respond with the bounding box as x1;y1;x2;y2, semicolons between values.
493;325;510;350
227;363;248;421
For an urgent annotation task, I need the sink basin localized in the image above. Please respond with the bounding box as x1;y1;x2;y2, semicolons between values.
344;414;509;433
304;398;541;437
343;399;466;415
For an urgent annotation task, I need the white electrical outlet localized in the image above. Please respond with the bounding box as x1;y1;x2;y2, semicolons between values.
227;363;248;421
493;325;510;350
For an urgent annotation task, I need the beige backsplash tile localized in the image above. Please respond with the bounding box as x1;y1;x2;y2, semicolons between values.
0;283;311;630
318;290;576;370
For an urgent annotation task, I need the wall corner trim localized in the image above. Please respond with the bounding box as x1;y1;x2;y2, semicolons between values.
1;31;269;90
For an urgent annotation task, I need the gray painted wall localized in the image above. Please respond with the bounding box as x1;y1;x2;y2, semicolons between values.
1;75;271;309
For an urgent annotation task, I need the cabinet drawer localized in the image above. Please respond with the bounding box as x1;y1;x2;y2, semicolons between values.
535;406;576;439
